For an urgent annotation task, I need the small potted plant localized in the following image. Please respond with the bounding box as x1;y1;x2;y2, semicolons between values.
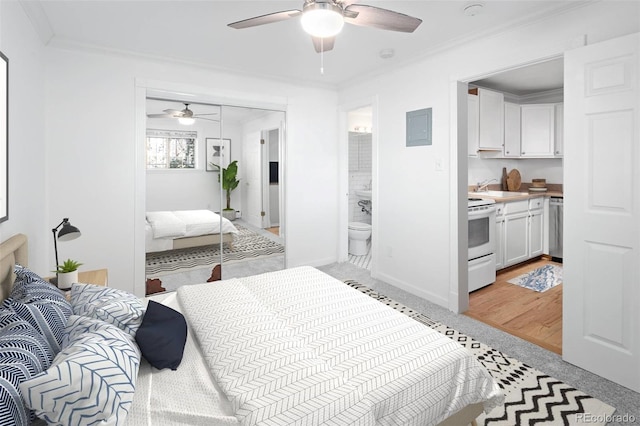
210;160;240;221
55;258;82;290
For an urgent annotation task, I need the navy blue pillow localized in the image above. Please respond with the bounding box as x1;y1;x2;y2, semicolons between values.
135;300;187;370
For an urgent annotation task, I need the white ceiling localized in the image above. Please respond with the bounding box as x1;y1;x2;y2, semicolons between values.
28;0;580;89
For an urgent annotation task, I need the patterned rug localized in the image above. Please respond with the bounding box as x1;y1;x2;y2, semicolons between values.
146;224;284;276
344;279;615;426
508;264;563;292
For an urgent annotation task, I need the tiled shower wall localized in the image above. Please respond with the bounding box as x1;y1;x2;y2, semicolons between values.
349;132;372;225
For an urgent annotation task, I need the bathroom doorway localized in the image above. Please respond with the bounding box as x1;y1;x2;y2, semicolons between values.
347;106;373;270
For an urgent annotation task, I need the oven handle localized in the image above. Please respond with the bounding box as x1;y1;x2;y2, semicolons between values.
468;206;496;219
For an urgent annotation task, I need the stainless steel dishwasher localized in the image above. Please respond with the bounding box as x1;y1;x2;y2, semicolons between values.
549;197;563;262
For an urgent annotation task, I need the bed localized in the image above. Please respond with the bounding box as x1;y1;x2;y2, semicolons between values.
146;210;238;253
1;233;503;426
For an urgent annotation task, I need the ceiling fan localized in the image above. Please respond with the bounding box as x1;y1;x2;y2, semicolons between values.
147;103;218;124
228;0;422;53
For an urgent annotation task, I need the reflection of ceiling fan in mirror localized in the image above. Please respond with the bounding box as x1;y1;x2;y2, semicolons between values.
228;0;422;53
147;103;218;125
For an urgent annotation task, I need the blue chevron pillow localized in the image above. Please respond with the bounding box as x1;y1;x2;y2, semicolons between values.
4;266;72;353
70;284;145;337
20;315;141;426
0;314;55;426
12;264;70;307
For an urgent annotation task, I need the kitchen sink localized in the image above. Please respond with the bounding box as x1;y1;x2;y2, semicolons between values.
471;190;530;198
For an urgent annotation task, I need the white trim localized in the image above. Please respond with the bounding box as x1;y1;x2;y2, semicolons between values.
337;96;378;268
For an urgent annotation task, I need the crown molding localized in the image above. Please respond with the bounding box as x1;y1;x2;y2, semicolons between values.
19;0;54;45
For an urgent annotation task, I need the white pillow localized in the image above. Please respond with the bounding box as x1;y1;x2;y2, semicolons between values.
20;315;141;426
70;284;145;338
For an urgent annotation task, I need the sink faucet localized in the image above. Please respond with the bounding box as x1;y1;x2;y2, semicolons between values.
476;178;497;192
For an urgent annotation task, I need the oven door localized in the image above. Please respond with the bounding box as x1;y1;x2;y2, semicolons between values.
468;205;496;260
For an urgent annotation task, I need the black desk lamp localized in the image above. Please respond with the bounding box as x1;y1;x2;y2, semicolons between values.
51;218;81;285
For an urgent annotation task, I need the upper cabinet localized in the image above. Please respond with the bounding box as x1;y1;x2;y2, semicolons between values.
471;88;504;151
554;103;564;157
468;85;563;159
503;102;521;158
468;94;480;158
520;104;556;157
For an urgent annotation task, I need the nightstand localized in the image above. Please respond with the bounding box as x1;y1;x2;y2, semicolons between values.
76;269;108;287
46;269;108;297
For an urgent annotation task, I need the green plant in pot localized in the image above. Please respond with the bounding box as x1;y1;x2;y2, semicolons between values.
210;160;240;221
54;258;83;290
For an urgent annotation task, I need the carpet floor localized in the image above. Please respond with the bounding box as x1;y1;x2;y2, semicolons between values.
145;224;284;277
345;278;615;425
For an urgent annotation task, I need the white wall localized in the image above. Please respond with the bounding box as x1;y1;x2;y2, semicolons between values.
145;116;241;212
339;2;640;308
0;2;49;274
468;158;563;188
44;48;338;295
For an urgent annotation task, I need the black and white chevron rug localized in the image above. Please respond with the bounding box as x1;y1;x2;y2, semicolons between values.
146;225;284;276
344;280;616;426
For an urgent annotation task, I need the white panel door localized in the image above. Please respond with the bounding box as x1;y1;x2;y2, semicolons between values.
243;131;264;229
564;32;640;392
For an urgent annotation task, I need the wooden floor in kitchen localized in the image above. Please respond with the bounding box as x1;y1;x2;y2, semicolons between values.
465;258;563;355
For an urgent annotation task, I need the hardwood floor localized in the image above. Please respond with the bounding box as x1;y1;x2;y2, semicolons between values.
266;226;279;236
465;258;563;355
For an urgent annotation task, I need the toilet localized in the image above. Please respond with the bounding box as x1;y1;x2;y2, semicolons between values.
348;222;372;255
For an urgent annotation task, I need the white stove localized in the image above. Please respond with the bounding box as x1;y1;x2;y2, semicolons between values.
467;196;497;292
468;197;496;208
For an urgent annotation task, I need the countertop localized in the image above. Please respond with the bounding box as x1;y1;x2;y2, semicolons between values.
468;184;563;202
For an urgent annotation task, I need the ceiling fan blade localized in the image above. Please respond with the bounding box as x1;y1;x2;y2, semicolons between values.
312;36;336;53
228;10;301;29
344;4;422;33
147;113;173;118
193;113;219;117
195;117;221;123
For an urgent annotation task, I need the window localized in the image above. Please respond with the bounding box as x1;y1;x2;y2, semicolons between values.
146;129;197;169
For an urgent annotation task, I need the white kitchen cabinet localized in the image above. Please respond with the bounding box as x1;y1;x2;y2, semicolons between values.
503;200;529;267
468;94;479;157
554;103;564;157
528;198;545;258
503;102;521;157
494;203;505;270
478;88;504;150
520;104;555;157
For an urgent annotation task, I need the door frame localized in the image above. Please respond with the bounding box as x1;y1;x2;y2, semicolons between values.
338;96;379;269
450;55;564;313
134;78;288;297
262;127;281;229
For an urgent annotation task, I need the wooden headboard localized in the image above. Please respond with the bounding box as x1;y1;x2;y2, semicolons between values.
0;233;28;300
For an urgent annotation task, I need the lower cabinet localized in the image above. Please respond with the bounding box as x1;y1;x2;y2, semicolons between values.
495;198;546;270
505;210;529;266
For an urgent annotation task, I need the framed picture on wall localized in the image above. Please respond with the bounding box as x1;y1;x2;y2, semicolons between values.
206;138;231;172
0;51;8;223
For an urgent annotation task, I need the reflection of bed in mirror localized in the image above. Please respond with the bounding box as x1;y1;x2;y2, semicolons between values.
145;210;238;253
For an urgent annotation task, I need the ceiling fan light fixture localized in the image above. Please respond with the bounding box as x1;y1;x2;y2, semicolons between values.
301;3;344;38
178;116;195;125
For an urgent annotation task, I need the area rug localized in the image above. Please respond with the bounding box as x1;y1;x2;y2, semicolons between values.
508;264;563;292
145;224;284;276
344;279;615;426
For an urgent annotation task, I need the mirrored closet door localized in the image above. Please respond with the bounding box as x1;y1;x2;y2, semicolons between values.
144;98;225;294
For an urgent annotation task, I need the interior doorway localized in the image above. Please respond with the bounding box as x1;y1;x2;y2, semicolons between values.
456;57;565;353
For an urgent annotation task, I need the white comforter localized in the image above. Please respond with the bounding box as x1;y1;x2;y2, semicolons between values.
175;267;503;426
146;210;238;239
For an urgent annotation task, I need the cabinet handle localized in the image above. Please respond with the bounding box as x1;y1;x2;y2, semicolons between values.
522;151;525;155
